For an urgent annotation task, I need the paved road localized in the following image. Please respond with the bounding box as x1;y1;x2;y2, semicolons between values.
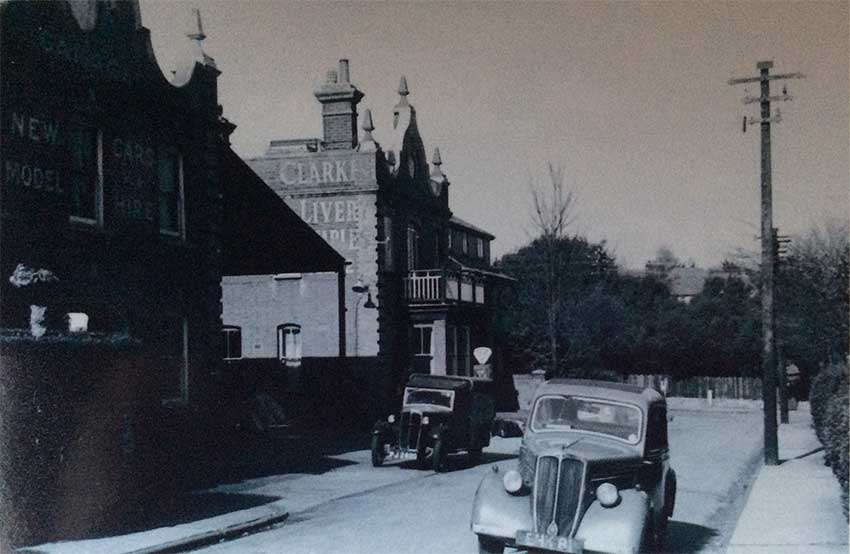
193;410;762;554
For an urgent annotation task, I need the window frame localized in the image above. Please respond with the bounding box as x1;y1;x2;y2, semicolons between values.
221;325;242;361
277;323;302;367
160;316;189;405
412;324;433;358
68;127;104;226
158;150;185;239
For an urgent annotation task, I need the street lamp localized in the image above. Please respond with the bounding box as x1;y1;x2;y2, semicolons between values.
352;279;376;356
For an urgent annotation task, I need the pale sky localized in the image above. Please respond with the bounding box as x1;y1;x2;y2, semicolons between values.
140;1;849;269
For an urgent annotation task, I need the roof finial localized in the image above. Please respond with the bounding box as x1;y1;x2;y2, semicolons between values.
357;109;378;152
395;75;410;108
187;8;206;42
430;147;446;186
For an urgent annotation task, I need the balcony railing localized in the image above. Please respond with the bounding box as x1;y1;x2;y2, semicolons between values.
403;269;486;305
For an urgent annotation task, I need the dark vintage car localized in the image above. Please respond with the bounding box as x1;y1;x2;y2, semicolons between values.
471;379;676;554
371;374;496;472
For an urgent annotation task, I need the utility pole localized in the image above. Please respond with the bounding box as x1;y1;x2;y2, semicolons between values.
773;227;792;424
729;61;804;466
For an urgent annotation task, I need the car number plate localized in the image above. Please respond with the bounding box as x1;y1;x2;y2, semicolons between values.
516;530;583;554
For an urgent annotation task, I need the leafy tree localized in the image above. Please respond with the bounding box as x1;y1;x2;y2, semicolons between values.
776;219;849;381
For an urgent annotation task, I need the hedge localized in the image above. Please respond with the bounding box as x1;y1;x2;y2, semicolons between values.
809;363;849;519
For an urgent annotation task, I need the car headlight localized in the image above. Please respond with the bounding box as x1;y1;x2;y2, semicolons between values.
388;414;395;423
422;416;430;425
503;470;523;494
596;482;620;508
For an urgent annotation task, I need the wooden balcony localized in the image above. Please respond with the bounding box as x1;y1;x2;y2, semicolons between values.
403;269;486;306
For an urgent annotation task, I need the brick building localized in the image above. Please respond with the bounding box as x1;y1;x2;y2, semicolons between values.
0;1;333;545
223;60;511;396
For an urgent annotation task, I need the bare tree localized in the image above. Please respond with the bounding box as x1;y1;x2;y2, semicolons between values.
529;162;577;375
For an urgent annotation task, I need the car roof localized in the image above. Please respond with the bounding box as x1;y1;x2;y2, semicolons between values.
407;374;475;392
534;378;664;408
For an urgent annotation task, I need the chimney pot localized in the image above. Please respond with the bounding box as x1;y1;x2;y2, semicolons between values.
339;59;350;83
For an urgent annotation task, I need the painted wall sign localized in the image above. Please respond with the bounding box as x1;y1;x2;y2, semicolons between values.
276;154;375;188
298;198;363;252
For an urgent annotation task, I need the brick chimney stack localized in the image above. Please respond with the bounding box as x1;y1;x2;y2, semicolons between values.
314;59;365;150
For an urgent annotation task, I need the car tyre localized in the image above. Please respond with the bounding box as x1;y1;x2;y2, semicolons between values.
416;440;428;468
477;535;504;554
433;437;448;472
468;447;483;467
371;434;385;467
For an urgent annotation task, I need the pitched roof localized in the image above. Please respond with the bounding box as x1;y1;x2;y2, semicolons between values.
222;147;345;275
449;215;494;239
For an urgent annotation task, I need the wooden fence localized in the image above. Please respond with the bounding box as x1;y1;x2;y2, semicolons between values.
624;374;763;400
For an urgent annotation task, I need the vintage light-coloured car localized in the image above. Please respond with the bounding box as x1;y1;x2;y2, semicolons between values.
471;379;676;554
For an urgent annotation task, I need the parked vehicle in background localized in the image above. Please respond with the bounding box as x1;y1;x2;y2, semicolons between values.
471;379;676;554
371;374;496;472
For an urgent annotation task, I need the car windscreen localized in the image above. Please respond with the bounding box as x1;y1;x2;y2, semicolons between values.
530;395;642;444
403;387;454;409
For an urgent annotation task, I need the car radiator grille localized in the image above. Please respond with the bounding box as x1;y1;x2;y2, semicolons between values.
533;456;585;537
399;412;421;450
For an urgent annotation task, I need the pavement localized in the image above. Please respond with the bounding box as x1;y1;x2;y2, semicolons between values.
18;399;848;554
726;401;849;554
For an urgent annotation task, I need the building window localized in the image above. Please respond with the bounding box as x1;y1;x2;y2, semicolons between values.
68;126;102;225
407;226;419;271
158;149;184;237
383;215;394;271
461;233;468;255
277;323;302;367
446;325;471;375
221;325;242;360
156;316;188;403
412;324;433;358
484;240;490;263
475;237;484;258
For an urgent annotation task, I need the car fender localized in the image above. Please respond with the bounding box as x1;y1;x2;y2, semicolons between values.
575;489;649;554
470;467;533;541
372;421;392;441
431;423;449;442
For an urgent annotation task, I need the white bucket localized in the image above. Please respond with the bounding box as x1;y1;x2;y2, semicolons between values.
68;312;89;333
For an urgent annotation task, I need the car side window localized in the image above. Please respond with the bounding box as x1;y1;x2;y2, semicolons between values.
645;406;668;450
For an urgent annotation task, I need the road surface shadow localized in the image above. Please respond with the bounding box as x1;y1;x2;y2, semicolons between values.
663;520;718;553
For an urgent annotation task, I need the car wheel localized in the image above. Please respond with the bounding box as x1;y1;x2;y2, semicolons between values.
468;447;483;467
433;437;448;472
416;441;428;468
477;534;504;554
371;434;385;467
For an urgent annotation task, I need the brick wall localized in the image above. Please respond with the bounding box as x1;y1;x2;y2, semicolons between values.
222;272;340;358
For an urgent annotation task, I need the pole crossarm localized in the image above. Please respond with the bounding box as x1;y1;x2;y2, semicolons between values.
743;94;792;104
728;72;805;85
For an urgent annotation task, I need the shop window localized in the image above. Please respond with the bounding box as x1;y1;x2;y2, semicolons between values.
156;316;188;403
221;325;242;360
68;126;102;225
158;149;184;237
406;226;419;271
277;323;302;367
